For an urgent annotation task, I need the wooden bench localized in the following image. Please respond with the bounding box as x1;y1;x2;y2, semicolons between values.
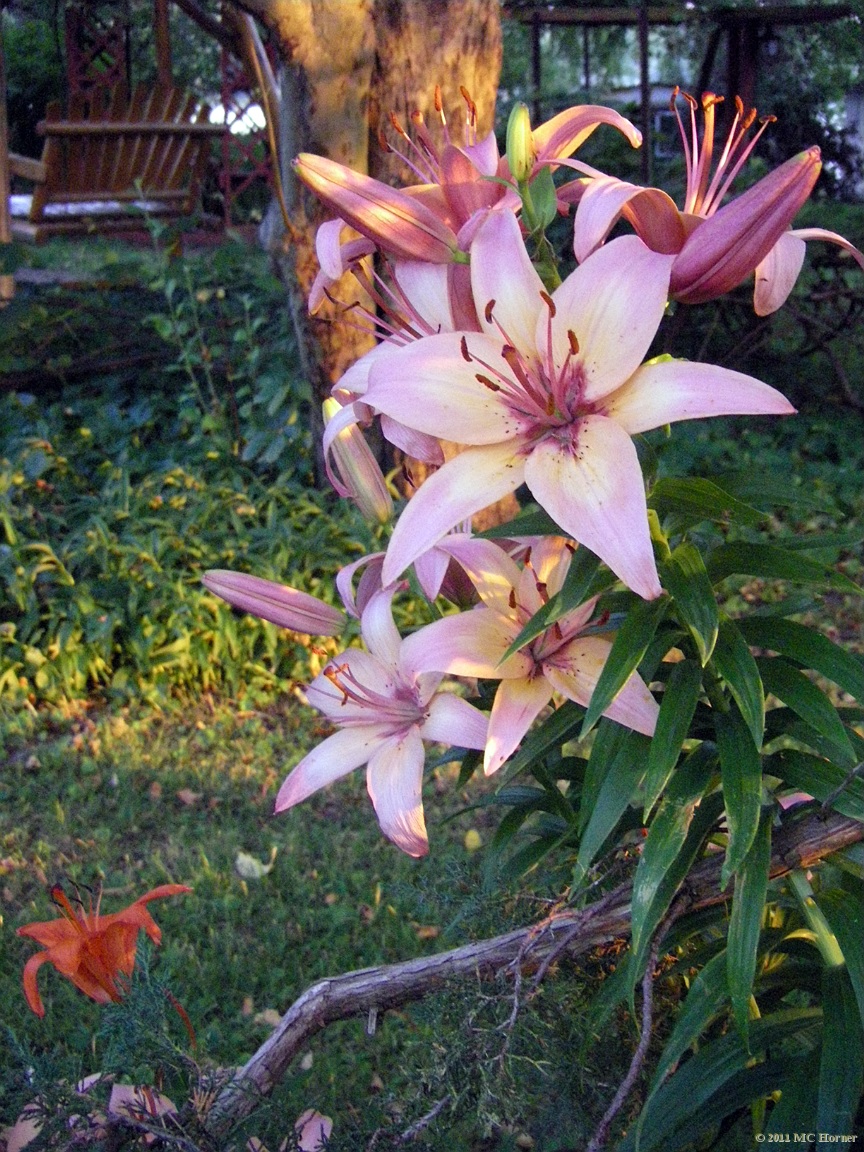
8;84;224;241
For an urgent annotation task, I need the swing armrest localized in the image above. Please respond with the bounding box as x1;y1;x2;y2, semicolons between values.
9;153;47;184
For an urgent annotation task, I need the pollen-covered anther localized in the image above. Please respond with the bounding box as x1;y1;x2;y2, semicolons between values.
508;588;517;610
702;92;724;111
760;114;777;126
476;373;501;392
484;299;496;324
545;394;556;416
389;111;410;141
434;85;443;114
460;335;472;362
459;85;477;125
376;128;393;153
568;330;580;355
324;662;352;704
540;291;557;318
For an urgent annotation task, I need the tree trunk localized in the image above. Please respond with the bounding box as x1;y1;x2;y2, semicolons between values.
226;0;505;499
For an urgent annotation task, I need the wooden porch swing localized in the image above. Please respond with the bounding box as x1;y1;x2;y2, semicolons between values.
2;1;223;242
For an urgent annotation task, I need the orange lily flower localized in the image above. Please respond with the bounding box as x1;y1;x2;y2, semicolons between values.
17;883;191;1017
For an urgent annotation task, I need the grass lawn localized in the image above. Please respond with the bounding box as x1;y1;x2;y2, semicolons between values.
1;230;864;1149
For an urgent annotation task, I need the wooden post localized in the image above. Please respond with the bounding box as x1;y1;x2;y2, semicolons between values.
0;4;14;305
639;0;651;185
154;0;172;89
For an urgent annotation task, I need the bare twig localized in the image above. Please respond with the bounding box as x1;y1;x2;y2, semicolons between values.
205;811;863;1141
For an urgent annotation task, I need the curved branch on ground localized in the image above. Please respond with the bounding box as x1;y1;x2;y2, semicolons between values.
206;810;863;1139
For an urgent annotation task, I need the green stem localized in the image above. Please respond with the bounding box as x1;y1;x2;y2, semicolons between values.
787;870;845;969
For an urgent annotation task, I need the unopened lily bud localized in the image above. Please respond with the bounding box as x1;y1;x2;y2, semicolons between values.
323;398;393;524
202;570;345;636
506;102;535;182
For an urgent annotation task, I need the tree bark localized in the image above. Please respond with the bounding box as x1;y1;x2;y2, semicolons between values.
206;810;864;1139
224;0;504;495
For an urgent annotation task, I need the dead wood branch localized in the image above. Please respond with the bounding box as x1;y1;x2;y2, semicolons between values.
206;810;863;1139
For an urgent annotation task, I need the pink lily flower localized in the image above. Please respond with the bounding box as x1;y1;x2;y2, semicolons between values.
402;537;658;775
569;90;859;312
363;211;794;600
202;570;345;636
274;588;488;856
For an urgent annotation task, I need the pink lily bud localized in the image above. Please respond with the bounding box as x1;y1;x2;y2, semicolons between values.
670;147;821;304
294;153;461;264
202;570;345;636
322;398;393;524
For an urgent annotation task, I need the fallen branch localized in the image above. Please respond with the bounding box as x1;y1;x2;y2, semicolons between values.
206;810;863;1140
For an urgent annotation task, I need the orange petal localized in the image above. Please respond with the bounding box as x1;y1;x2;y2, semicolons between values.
21;951;51;1016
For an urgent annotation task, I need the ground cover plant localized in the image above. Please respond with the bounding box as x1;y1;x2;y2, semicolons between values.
3;85;864;1152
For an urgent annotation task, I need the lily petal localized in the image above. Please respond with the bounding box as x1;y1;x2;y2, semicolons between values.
545;636;658;735
472;212;545;359
275;726;391;812
524;417;662;600
202;570;346;636
360;588;404;672
485;675;554;775
532;104;641;162
366;332;516;444
402;610;529;680
382;443;526;585
606;359;795;434
366;727;428;857
547;237;675;404
421;691;490;750
754;227;864;316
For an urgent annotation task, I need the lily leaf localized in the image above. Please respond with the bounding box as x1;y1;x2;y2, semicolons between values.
712;618;765;749
661;542;719;665
644;658;703;817
818;965;864;1136
727;811;772;1044
580;595;668;737
738;617;864;704
573;724;649;883
706;542;863;594
758;656;858;769
716;705;764;888
766;749;864;822
647;476;767;529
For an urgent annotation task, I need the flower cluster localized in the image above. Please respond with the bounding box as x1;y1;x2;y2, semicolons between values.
206;88;861;857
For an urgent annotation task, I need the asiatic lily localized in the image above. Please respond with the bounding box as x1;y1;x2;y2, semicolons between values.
17;883;191;1016
275;587;488;856
568;90;861;312
299;91;643;327
364;211;794;600
202;570;346;636
402;537;658;775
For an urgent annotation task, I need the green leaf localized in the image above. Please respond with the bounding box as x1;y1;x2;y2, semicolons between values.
705;542;863;593
711;618;765;748
644;659;703;816
527;164;558;229
771;528;864;553
573;725;649;884
727;811;772;1044
630;748;718;982
647;476;767;528
623;1008;822;1152
661;542;719;665
499;545;605;661
716;705;764;887
580;596;668;736
478;503;561;539
818;965;864;1135
758;656;858;769
644;950;730;1101
497;699;584;784
738;616;864;705
819;886;864;1033
712;469;833;512
768;750;864;822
